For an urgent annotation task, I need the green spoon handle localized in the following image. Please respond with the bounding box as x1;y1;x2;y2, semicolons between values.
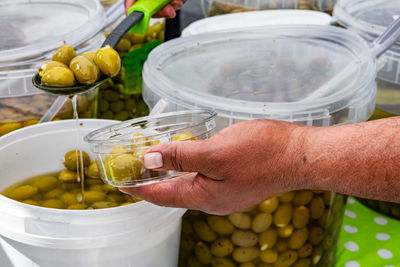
127;0;171;34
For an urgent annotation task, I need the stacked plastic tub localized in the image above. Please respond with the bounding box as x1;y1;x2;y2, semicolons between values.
334;0;400;220
142;25;378;266
203;0;337;16
0;0;107;136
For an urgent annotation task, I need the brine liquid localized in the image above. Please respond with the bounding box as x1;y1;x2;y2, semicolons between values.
71;95;86;201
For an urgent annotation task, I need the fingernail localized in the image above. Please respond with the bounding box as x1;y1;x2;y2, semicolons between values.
143;152;163;169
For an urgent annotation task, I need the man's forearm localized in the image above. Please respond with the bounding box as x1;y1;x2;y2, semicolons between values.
297;117;400;202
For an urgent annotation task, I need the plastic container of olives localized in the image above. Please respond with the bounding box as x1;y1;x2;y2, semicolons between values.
85;110;216;187
204;0;337;16
0;0;107;137
142;25;379;266
334;0;400;116
0;119;185;267
97;18;165;121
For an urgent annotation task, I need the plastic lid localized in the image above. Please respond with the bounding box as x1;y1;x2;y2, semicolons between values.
182;10;332;37
84;110;216;187
0;0;105;66
334;0;400;50
143;25;377;125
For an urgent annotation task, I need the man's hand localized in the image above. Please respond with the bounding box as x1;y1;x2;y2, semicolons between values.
120;119;306;215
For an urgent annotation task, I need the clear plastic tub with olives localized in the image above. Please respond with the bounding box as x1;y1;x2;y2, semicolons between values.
205;0;337;16
97;19;165;121
85;110;216;187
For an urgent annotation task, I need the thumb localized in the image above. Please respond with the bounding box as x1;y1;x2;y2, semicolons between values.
143;139;211;173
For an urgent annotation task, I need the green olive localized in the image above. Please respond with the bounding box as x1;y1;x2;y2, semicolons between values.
279;192;295;202
193;220;217;242
292;206;310;229
228;212;251;229
68;203;88;210
41;67;75;87
211;257;236;267
259;249;278;263
64;150;91;171
81;51;96;62
31;175;58;193
210;238;234;257
288;228;309;249
60;192;78;206
240;263;256;267
259;228;277;251
107;194;125;204
181;234;195;251
7;185;38;200
252;213;272;233
91;201;118;209
42;199;65;209
293;191;314;206
104;153;142;181
38;61;68;77
69;56;99;85
86;161;100;179
207;216;234;235
52;45;76;65
277;224;294;238
194;241;212;265
310;197;325;219
293;258;311;267
298;243;313;258
94;45;121;77
308;227;324;245
22;199;40;206
44;188;64;199
231;230;258;247
258;197;279;213
116;38;132;52
232;247;259;263
274;251;298;267
273;203;293;228
59;170;78;183
84;190;105;203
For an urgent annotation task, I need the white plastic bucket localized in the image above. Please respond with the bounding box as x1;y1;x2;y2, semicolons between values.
0;119;185;267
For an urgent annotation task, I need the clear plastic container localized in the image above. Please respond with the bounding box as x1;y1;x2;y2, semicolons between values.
97;18;165;121
0;0;106;136
334;0;400;218
85;110;216;187
182;9;333;37
334;0;400;115
142;25;378;266
205;0;337;16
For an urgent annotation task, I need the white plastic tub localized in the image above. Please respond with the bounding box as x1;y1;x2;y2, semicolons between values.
0;119;185;267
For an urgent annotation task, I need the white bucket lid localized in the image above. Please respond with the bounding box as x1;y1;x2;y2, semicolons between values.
143;25;377;125
334;0;400;84
182;9;333;37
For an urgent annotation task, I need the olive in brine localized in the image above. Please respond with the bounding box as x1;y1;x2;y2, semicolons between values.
41;67;75;87
52;45;77;65
94;45;121;77
69;56;99;85
81;51;97;61
64;150;91;171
